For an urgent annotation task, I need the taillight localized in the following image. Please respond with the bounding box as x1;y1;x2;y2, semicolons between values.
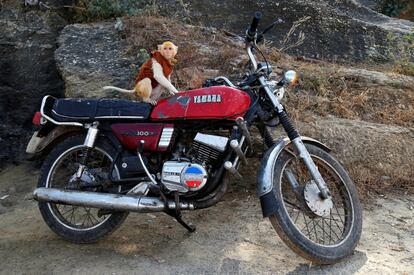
32;112;42;126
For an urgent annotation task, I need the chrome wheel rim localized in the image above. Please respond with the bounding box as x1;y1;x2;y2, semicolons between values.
278;150;354;247
46;145;116;231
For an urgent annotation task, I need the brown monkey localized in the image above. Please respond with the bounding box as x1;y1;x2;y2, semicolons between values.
103;41;179;105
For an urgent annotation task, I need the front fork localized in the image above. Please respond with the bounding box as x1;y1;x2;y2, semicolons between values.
259;77;331;200
75;122;99;179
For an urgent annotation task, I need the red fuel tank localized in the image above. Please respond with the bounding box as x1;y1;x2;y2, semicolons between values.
151;86;251;120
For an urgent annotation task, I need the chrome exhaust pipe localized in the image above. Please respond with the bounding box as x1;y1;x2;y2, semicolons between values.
33;187;194;212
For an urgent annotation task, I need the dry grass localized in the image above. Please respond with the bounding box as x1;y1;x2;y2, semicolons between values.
348;162;414;198
124;16;245;89
269;55;414;128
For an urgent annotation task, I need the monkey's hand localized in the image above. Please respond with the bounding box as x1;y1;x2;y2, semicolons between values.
168;90;177;96
143;98;157;105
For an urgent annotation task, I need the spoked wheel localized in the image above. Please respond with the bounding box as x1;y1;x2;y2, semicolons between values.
269;144;362;264
38;134;128;243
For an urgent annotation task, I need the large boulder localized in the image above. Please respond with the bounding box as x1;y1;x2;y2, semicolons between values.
55;22;138;98
160;0;414;62
0;2;68;168
295;117;414;190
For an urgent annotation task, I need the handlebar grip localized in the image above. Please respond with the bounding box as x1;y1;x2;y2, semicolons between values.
248;11;262;37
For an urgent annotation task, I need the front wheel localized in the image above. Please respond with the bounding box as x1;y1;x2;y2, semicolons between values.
269;144;362;264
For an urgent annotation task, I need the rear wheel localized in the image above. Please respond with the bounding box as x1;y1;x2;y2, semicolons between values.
269;144;362;264
37;134;128;243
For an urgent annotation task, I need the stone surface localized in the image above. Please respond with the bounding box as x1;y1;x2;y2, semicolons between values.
296;117;414;186
160;0;414;62
55;22;139;98
1;162;414;273
337;67;414;88
0;2;68;167
0;203;6;215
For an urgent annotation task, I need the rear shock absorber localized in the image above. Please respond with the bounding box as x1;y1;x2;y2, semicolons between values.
76;122;99;178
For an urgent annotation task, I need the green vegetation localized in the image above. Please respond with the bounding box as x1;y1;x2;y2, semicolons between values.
70;0;158;22
382;0;409;17
386;30;414;76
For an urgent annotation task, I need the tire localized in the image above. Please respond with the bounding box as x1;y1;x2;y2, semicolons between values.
269;143;362;264
37;134;128;243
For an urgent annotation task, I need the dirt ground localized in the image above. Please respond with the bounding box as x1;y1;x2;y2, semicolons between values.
0;163;413;274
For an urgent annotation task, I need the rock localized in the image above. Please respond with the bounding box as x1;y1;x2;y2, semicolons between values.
0;195;10;200
114;18;126;32
355;0;386;12
159;0;414;62
0;204;6;215
338;68;414;88
0;2;67;168
295;117;414;187
23;192;33;200
55;22;139;98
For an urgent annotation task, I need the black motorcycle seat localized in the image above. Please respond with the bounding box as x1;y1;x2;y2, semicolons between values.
51;98;152;122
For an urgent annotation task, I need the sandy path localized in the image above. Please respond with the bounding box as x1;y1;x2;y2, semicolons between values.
0;164;413;274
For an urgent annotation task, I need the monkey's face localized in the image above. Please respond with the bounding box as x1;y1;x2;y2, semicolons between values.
159;43;177;60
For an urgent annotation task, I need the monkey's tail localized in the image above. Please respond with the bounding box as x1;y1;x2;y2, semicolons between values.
103;86;135;93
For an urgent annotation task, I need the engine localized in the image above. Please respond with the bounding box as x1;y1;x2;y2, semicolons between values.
161;133;229;193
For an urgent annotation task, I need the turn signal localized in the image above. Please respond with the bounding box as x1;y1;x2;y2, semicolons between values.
283;70;299;86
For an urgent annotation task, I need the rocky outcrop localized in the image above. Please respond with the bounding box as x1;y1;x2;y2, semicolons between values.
160;0;414;62
355;0;386;12
337;67;414;88
55;22;138;98
0;2;68;167
296;117;414;188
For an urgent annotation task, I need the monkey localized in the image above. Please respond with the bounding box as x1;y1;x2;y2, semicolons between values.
103;41;179;105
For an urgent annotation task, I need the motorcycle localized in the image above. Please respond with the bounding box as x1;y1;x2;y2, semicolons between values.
27;12;362;264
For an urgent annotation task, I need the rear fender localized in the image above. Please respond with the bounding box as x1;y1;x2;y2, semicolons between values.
256;136;331;217
26;126;82;155
27;125;123;157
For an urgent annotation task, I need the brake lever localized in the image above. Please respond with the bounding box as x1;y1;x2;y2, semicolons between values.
263;19;283;34
257;19;284;43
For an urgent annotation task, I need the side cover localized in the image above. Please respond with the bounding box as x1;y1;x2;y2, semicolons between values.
111;123;174;152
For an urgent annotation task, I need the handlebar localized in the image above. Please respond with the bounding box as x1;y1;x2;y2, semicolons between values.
246;11;262;42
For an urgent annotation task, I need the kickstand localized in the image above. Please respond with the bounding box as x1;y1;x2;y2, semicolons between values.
164;192;196;233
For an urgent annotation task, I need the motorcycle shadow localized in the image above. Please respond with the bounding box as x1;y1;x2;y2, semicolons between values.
287;250;367;274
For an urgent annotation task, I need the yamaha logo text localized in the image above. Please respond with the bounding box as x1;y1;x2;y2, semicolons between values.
193;94;222;104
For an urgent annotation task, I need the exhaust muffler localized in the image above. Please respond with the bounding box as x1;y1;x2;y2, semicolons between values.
33;187;194;212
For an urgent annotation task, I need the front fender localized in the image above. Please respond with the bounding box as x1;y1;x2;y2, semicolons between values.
256;136;330;217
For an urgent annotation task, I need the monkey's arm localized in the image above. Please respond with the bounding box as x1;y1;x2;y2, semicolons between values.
152;60;179;94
